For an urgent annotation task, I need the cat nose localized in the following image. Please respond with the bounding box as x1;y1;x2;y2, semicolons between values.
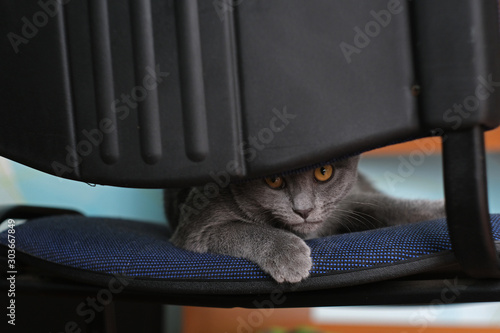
293;208;313;219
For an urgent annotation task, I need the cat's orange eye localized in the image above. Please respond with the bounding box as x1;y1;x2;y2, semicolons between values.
314;165;334;182
265;176;285;189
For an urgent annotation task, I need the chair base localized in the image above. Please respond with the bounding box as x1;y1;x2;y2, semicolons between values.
2;273;499;308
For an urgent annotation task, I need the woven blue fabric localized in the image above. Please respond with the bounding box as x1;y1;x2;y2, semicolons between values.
1;215;499;281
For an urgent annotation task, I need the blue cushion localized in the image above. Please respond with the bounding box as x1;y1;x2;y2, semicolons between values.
1;214;499;294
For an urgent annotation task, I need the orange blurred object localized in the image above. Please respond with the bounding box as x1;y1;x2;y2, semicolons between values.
365;126;500;155
182;307;500;333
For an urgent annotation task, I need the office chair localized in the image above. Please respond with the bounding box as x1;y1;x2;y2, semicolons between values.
1;0;500;330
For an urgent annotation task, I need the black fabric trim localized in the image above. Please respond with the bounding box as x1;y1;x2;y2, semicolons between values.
4;244;461;295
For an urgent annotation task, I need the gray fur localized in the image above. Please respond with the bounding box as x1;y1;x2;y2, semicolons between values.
166;156;445;283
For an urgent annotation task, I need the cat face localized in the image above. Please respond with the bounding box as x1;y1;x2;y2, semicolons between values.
229;156;360;236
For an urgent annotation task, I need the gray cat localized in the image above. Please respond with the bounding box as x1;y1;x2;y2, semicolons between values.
165;155;445;283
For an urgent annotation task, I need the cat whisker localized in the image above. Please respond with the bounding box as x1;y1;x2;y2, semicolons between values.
350;212;379;230
336;218;354;234
342;213;370;230
333;208;379;231
320;202;341;210
319;199;383;231
343;209;383;227
340;199;380;207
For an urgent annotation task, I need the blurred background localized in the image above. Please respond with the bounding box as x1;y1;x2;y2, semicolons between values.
1;127;499;332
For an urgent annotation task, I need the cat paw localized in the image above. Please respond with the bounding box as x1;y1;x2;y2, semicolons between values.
261;235;312;284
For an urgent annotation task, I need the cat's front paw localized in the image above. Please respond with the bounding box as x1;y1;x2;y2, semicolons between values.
261;235;312;284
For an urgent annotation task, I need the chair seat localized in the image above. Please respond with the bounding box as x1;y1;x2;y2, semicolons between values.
2;214;499;297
